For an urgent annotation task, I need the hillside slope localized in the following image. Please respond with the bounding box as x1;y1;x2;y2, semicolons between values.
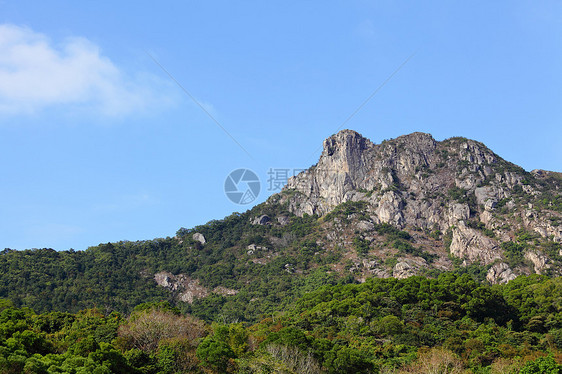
1;130;560;321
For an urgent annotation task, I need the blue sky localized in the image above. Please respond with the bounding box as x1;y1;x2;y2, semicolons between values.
1;1;561;250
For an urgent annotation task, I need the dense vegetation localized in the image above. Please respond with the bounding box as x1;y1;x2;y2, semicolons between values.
2;181;561;323
2;135;562;373
1;207;561;374
0;203;353;323
1;273;562;373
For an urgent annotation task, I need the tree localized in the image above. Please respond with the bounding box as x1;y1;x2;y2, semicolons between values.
519;356;562;374
196;325;236;373
117;309;206;353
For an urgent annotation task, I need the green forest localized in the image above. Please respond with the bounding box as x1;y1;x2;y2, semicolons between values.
0;203;368;323
1;273;562;373
2;193;562;373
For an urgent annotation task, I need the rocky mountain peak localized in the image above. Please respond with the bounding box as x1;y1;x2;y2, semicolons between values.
282;130;507;220
321;129;373;178
275;130;562;283
393;131;436;150
322;129;371;156
284;130;443;218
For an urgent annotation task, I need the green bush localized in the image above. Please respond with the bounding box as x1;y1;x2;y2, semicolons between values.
519;356;562;374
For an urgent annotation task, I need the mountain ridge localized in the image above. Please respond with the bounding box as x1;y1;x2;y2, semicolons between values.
270;129;561;282
0;129;560;320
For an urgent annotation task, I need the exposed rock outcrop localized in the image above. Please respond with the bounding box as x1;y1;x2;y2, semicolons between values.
449;224;501;265
392;258;427;279
193;233;206;245
154;271;237;303
275;129;562;278
525;251;550;274
277;215;290;225
486;263;517;284
252;215;271;225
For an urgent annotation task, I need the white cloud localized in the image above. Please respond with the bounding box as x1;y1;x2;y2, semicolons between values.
0;24;172;117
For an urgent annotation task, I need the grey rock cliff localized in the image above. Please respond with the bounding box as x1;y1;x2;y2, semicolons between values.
276;129;562;282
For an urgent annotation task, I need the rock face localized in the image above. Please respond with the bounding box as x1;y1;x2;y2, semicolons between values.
449;223;501;265
276;129;562;282
525;251;550;274
486;263;517;284
252;215;271;225
277;215;290;226
154;271;209;303
393;258;427;279
285;130;439;220
154;271;237;303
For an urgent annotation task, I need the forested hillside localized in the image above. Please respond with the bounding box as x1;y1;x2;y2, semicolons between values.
2;131;562;321
1;274;561;373
2;130;562;372
0;205;352;321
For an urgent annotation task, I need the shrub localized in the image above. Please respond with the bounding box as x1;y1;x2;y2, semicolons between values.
519;355;562;374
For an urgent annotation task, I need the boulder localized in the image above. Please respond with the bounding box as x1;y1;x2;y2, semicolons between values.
252;215;271;225
486;263;516;284
193;233;206;245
